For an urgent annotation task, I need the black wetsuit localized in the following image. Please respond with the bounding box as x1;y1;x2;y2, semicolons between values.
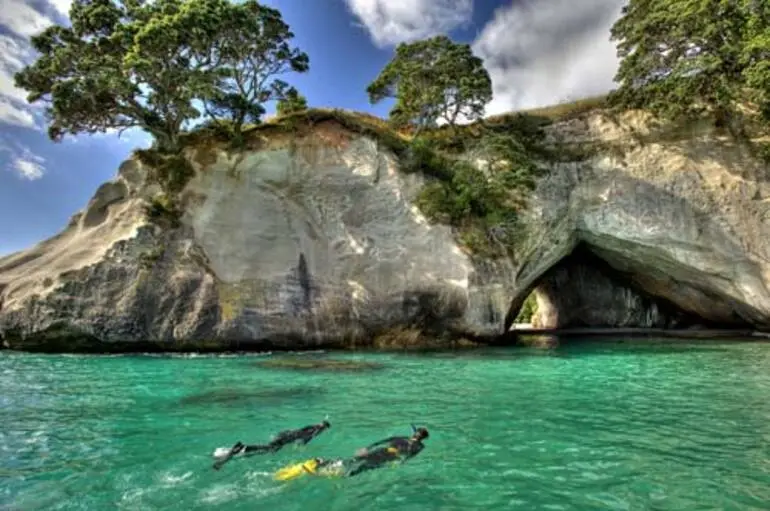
213;423;329;470
346;436;425;477
241;423;328;454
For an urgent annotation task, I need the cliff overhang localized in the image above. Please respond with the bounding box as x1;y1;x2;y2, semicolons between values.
504;109;770;334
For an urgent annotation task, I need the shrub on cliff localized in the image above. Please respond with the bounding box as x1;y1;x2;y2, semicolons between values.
14;0;308;152
413;129;542;258
276;88;309;116
367;35;493;135
609;0;770;128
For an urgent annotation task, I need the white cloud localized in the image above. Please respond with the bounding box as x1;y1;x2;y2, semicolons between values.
0;98;35;127
0;139;46;180
12;152;45;180
472;0;626;115
49;0;72;18
0;0;55;38
345;0;473;47
0;0;58;130
0;34;36;112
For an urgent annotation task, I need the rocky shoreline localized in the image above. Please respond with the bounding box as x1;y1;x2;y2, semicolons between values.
2;326;766;354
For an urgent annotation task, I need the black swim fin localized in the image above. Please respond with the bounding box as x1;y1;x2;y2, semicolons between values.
212;442;244;470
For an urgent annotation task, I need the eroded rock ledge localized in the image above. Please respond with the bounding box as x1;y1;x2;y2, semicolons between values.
505;111;770;333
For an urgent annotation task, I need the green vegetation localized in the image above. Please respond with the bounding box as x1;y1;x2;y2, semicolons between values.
199;2;309;137
514;292;538;324
276;89;308;116
14;0;309;152
143;192;183;228
134;150;195;195
183;107;410;156
491;95;609;124
609;0;770;129
11;0;556;256
411;130;543;258
367;35;493;135
361;35;543;257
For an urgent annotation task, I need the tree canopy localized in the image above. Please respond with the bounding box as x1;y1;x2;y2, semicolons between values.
366;35;493;134
14;0;308;151
276;88;308;116
609;0;770;124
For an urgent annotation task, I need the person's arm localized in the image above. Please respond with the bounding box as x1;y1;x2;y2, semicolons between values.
297;425;323;444
366;436;400;450
402;442;424;461
355;436;401;457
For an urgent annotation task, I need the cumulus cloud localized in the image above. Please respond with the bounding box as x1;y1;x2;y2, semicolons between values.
0;98;35;127
48;0;72;17
12;152;46;180
473;0;626;115
0;0;73;179
0;0;57;129
345;0;473;47
0;140;46;180
0;0;56;38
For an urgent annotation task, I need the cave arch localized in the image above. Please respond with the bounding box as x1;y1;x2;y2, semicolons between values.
504;242;759;332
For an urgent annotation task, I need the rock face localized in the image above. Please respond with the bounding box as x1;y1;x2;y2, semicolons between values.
0;120;515;351
506;111;770;332
2;109;769;352
530;247;701;329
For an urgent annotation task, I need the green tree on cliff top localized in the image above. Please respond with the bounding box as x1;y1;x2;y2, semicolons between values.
199;1;309;134
609;0;770;125
276;88;308;116
14;0;308;151
366;35;493;134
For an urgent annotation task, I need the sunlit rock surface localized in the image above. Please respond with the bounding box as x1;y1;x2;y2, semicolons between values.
0;121;514;351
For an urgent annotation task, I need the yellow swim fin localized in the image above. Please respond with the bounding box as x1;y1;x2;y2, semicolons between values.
274;459;319;481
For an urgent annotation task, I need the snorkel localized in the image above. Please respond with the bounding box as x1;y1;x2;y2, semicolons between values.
410;424;429;441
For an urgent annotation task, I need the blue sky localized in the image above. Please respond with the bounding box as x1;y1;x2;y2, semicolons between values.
0;0;625;256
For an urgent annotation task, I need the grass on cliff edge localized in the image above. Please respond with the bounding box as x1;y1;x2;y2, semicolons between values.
170;95;612;156
180;108;412;156
134;98;610;257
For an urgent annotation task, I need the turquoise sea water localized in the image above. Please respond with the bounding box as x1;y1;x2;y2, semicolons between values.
2;339;770;510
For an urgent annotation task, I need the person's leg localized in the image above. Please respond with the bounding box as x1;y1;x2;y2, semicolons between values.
242;443;274;454
346;460;381;477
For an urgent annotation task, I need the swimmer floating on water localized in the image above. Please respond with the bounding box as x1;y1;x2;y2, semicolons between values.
274;424;430;480
212;419;331;470
346;424;429;477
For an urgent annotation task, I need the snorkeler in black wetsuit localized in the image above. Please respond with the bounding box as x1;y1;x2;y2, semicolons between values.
212;420;331;470
345;425;429;477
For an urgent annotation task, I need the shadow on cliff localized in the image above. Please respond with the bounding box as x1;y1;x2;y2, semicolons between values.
504;165;770;333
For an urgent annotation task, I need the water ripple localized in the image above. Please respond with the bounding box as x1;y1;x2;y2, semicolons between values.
2;340;770;510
